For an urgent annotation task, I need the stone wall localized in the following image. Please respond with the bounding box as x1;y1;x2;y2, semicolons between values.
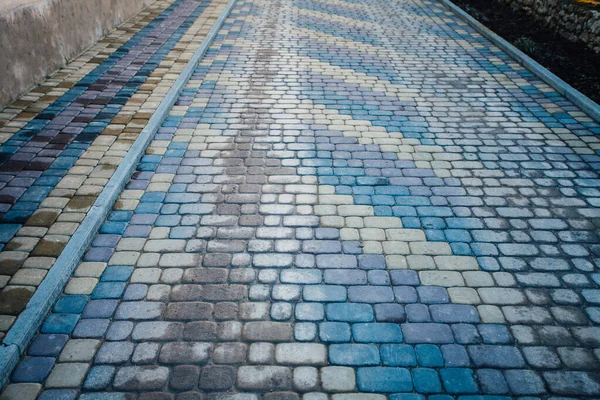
0;0;154;109
497;0;600;53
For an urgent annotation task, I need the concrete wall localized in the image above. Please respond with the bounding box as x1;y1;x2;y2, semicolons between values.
0;0;154;109
498;0;600;53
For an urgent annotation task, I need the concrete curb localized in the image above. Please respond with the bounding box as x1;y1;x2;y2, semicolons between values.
0;0;238;388
439;0;600;123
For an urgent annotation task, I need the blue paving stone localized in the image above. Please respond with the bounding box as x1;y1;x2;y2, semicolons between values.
140;192;166;202
316;254;357;269
79;394;129;400
99;221;127;235
394;286;418;303
389;396;424;400
367;270;390;285
123;284;148;300
38;390;78;400
0;224;21;243
105;321;134;341
380;344;416;367
441;344;470;367
348;286;394;303
374;303;406;322
405;304;431;322
82;299;118;318
357;367;412;392
27;334;69;357
452;324;482;344
83;366;116;390
430;304;479;323
329;344;380;366
468;345;525;368
73;318;110;338
402;323;454;344
101;266;134;282
440;368;479;394
412;368;442;393
417;286;449;304
390;270;419;286
41;313;80;334
12;357;55;382
503;369;545;395
477;369;510;394
358;254;386;269
53;295;88;314
352;323;403;343
325;303;374;322
92;282;127;299
303;285;347;302
319;322;351;342
478;324;513;344
415;344;444;367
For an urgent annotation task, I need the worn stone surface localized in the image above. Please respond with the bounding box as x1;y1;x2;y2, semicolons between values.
4;0;600;398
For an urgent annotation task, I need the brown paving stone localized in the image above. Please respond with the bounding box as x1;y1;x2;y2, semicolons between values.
0;286;34;315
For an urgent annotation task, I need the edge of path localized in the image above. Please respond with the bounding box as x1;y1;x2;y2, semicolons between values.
0;0;238;387
440;0;600;123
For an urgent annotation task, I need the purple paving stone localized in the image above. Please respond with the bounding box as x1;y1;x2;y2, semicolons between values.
83;247;114;262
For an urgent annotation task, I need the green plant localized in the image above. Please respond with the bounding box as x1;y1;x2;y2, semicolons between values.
513;36;538;55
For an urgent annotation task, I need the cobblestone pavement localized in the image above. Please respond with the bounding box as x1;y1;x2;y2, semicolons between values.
2;0;600;398
0;0;230;335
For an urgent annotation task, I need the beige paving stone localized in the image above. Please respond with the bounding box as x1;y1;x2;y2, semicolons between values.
64;277;98;295
419;271;465;287
0;383;41;400
45;363;89;388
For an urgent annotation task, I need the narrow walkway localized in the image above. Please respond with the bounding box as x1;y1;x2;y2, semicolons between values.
2;0;600;398
0;0;230;333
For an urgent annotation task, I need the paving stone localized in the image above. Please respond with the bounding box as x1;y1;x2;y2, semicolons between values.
199;366;234;390
321;366;356;392
276;343;327;365
293;366;319;392
329;344;380;366
8;0;600;398
504;369;545;395
59;339;100;362
356;367;412;392
113;366;169;390
83;366;116;390
159;342;212;364
468;345;525;368
0;383;42;400
236;366;292;391
12;357;55;383
243;322;292;342
45;363;89;388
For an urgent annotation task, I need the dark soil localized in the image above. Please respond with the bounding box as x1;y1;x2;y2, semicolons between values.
454;0;600;104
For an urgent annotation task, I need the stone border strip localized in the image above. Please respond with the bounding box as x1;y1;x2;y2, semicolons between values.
0;0;237;387
439;0;600;123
